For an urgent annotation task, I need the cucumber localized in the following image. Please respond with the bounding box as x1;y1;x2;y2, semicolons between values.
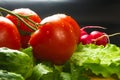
0;47;33;79
0;70;24;80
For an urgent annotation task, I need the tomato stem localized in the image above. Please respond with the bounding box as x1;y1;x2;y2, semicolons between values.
0;12;3;16
0;7;37;31
17;14;41;29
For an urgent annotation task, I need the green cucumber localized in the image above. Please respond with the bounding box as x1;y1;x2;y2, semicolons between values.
0;47;33;79
0;70;24;80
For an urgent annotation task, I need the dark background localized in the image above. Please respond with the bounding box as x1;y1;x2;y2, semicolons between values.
0;0;120;46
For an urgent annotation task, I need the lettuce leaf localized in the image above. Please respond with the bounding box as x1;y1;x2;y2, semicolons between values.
26;43;120;80
28;62;56;80
71;43;120;79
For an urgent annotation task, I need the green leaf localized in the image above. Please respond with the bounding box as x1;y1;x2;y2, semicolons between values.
71;43;120;79
60;72;71;80
21;46;33;58
70;63;89;80
0;70;25;80
40;69;61;80
28;63;53;80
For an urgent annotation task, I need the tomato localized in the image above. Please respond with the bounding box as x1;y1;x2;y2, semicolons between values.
29;14;80;65
6;8;41;48
59;15;81;43
0;16;20;50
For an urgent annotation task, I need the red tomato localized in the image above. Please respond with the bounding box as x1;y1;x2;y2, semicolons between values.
59;15;81;43
29;14;80;65
0;16;20;50
6;8;41;48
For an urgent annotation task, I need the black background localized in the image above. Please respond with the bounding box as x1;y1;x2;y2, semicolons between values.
0;0;120;46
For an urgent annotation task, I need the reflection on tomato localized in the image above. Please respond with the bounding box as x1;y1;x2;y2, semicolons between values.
0;16;20;50
29;14;80;65
6;8;41;48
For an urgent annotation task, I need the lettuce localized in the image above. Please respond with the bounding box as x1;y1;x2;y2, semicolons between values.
71;43;120;79
27;43;120;80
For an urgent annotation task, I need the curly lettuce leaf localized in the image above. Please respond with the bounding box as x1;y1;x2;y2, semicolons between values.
28;62;89;80
71;43;120;79
25;43;120;80
27;63;53;80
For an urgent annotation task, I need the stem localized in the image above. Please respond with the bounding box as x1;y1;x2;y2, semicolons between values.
18;14;37;25
17;14;42;29
0;12;3;16
0;7;36;31
108;33;120;37
92;34;109;42
92;32;120;43
81;26;106;30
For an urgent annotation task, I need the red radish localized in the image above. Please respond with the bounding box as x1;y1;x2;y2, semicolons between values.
80;29;88;37
90;31;109;46
79;34;92;45
79;26;106;44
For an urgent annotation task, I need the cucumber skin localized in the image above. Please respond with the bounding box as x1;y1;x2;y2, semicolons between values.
0;70;25;80
0;47;33;79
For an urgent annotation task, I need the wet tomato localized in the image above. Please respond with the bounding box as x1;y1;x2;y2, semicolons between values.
0;16;20;50
6;8;41;48
29;14;80;65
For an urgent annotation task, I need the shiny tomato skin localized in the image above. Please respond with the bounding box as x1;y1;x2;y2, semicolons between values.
0;16;21;50
60;15;81;43
29;14;80;65
6;8;41;48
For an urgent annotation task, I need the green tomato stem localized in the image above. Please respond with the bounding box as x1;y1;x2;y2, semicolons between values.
0;12;3;16
17;14;38;28
0;7;37;31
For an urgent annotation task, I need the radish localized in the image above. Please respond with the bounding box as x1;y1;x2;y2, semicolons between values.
90;31;109;46
79;26;120;46
79;34;92;45
79;26;106;44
